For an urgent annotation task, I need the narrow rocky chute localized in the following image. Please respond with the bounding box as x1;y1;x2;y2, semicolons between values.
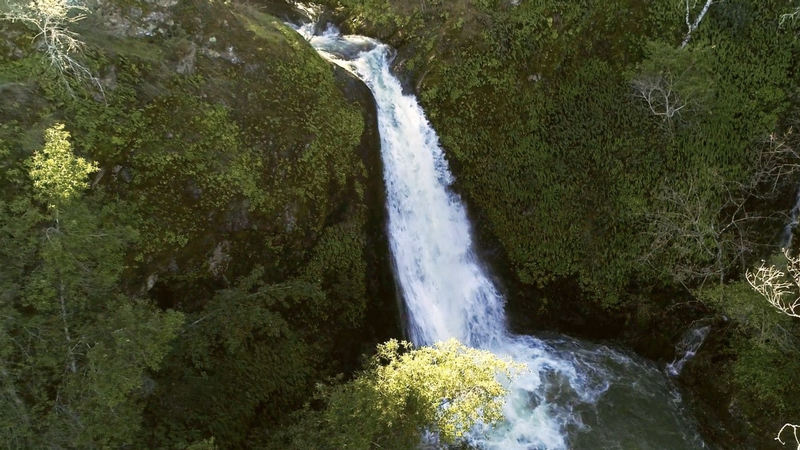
667;325;711;377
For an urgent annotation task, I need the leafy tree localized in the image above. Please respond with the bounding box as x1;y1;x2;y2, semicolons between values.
698;279;794;348
28;123;97;207
270;339;522;450
640;128;799;290
0;125;183;449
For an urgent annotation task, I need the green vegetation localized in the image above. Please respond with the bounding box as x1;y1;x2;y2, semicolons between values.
0;0;382;448
269;339;521;450
334;0;799;304
699;278;800;419
3;0;800;447
3;0;525;447
0;124;184;449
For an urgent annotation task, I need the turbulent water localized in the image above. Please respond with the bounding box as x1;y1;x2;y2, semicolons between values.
667;325;711;377
783;187;800;247
297;24;707;450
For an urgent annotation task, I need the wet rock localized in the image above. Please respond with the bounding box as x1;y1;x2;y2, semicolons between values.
257;0;308;24
95;0;176;38
208;241;231;276
200;45;243;65
329;63;402;344
176;42;197;74
186;179;202;199
224;200;251;232
100;65;118;91
146;273;158;291
112;165;133;183
91;167;107;188
0;26;25;60
283;203;298;233
102;8;136;38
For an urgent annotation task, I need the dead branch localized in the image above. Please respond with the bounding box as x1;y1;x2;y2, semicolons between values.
1;0;103;96
747;249;800;318
777;423;800;450
682;0;716;48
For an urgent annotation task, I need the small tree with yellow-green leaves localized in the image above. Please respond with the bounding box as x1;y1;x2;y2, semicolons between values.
28;123;97;210
271;339;523;450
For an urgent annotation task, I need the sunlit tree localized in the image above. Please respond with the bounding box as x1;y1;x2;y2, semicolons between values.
0;125;184;449
270;339;523;450
28;123;97;207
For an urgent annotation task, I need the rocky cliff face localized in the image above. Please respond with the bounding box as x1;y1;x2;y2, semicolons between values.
2;0;391;317
0;0;397;447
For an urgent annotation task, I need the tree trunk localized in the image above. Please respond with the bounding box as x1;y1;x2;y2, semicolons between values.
682;0;715;48
59;285;77;374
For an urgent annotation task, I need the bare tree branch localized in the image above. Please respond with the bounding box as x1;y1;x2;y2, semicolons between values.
739;132;800;196
641;132;799;288
780;6;800;27
632;74;689;125
682;0;717;48
777;423;800;450
1;0;103;96
747;249;800;318
631;51;711;129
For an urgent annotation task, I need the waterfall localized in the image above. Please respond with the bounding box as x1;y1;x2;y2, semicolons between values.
782;187;800;248
667;325;711;377
296;24;707;450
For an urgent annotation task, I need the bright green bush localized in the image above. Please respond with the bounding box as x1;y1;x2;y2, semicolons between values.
268;339;522;450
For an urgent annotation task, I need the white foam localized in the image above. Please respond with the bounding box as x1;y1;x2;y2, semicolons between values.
296;24;707;450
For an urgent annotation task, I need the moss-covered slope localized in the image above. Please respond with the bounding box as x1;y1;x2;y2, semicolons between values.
1;0;392;448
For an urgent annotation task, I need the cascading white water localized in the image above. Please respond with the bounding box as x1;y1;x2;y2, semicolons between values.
296;24;707;450
782;187;800;248
667;325;711;377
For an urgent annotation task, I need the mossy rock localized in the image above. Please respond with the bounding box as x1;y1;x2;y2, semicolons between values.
0;0;395;448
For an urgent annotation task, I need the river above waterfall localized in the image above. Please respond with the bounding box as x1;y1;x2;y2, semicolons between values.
295;23;708;450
